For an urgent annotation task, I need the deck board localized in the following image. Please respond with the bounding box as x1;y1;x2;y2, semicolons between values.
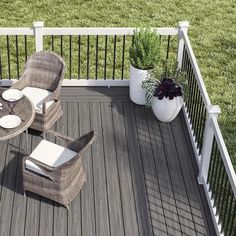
101;102;125;236
67;102;82;236
145;108;183;235
53;102;68;236
90;102;110;236
0;87;216;236
10;133;29;236
123;102;153;236
112;102;139;236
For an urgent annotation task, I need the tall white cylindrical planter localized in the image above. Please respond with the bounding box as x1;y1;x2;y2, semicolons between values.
152;96;183;122
129;65;149;105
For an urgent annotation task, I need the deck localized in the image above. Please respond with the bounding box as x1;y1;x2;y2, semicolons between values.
0;87;216;236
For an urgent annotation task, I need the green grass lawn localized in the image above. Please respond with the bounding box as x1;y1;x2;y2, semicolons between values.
0;0;235;166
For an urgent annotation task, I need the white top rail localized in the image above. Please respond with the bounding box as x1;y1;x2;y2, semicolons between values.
43;27;178;36
210;116;236;198
0;27;178;36
0;28;34;35
182;31;212;107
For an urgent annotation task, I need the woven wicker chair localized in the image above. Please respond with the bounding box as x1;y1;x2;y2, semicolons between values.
11;51;66;132
22;130;97;208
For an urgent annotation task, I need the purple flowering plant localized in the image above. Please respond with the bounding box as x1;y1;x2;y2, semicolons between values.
153;78;183;100
142;61;186;106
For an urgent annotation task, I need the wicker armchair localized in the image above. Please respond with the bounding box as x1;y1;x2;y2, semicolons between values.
22;130;97;208
11;51;66;132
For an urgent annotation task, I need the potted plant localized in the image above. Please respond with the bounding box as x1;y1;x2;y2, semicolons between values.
142;63;185;122
129;28;160;105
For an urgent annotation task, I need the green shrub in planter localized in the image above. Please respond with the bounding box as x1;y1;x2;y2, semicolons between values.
129;28;160;70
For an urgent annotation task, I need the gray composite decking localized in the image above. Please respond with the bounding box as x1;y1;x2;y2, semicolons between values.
0;87;216;236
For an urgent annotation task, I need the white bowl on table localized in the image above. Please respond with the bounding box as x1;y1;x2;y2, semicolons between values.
2;89;23;101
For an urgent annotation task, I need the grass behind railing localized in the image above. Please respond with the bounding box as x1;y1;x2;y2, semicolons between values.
43;35;132;80
0;35;35;79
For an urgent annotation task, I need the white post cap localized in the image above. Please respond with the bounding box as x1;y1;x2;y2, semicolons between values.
33;21;44;27
207;105;221;114
179;21;190;29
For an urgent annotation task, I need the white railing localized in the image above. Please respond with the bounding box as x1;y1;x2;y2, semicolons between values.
178;22;236;236
0;21;178;86
0;21;235;235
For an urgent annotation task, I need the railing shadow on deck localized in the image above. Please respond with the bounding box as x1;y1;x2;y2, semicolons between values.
133;107;210;235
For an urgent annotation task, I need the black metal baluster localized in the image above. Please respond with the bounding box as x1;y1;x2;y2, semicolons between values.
191;77;198;130
196;100;204;150
95;35;98;80
6;35;11;80
214;158;224;208
165;35;171;76
60;35;63;56
51;35;54;51
228;203;236;236
209;139;217;192
188;68;195;124
212;148;221;200
218;175;229;224
15;35;19;79
69;35;72;80
192;78;199;135
185;57;191;113
192;88;201;140
24;35;28;62
131;34;134;46
184;52;191;110
215;164;226;214
112;35;116;80
121;35;126;80
207;146;214;184
190;77;197;128
224;191;234;234
220;180;231;230
183;47;187;71
78;35;81;79
199;106;206;154
104;35;107;80
222;190;233;234
87;35;89;80
181;45;186;69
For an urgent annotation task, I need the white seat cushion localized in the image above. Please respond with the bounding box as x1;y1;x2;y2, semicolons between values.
22;87;54;114
26;140;77;176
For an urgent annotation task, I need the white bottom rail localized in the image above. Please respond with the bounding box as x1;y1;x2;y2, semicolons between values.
0;79;130;87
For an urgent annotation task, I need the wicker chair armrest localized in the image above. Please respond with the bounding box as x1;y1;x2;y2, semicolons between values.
46;130;75;146
41;86;61;114
11;77;28;90
24;156;57;182
67;131;98;153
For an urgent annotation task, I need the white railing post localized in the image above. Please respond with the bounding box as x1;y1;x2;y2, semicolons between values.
33;21;44;52
198;105;221;184
177;21;189;69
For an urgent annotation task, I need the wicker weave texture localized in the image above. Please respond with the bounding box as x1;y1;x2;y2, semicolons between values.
23;130;97;206
11;51;66;132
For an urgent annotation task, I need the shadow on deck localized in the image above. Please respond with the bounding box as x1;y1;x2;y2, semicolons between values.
0;87;216;236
